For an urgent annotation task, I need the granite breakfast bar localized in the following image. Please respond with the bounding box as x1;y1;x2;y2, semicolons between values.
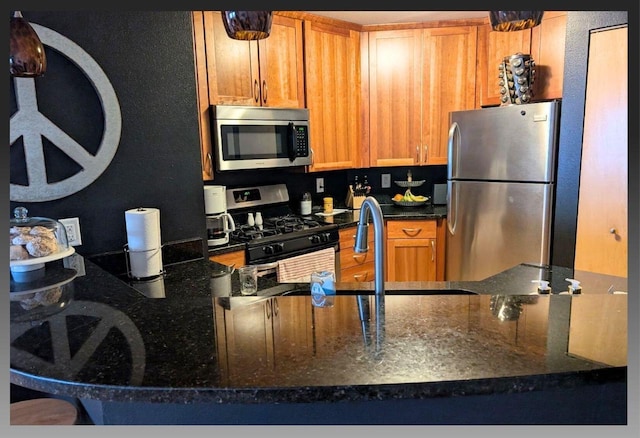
9;251;628;425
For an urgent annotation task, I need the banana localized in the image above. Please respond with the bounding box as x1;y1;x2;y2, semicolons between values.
403;189;412;202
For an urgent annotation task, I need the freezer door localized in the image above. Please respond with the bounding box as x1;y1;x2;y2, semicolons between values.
446;180;553;281
448;101;559;183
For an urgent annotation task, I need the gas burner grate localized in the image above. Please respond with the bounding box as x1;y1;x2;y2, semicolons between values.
230;225;279;242
264;214;322;234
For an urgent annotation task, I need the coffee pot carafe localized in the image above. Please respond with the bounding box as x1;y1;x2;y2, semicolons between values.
204;185;236;246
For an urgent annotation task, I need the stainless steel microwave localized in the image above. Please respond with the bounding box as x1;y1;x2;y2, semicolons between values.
211;105;311;171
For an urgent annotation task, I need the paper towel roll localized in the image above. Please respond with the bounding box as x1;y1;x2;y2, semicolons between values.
125;208;161;251
129;248;163;279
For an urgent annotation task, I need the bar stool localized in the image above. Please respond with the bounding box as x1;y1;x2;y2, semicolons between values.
10;398;78;425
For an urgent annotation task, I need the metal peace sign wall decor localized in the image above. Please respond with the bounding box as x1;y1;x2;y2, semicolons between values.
9;23;122;203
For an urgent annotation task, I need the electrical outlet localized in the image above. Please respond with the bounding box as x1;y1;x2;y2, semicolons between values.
381;174;391;188
316;177;325;193
59;217;82;246
63;253;86;276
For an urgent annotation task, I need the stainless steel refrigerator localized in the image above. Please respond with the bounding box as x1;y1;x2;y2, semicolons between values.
446;100;560;281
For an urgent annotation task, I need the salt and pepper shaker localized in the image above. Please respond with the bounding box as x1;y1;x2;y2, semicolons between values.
247;212;255;227
255;212;263;229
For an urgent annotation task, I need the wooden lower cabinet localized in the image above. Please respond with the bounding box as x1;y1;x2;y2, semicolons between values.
209;250;245;268
386;218;446;281
338;227;375;283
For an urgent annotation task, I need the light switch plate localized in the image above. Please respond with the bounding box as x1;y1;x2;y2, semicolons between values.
381;174;391;188
316;178;324;193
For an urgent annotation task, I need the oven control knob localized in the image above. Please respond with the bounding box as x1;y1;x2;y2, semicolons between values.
274;243;284;253
264;245;275;255
310;235;321;244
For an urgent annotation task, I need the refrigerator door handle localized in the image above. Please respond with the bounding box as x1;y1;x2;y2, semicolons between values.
447;180;457;235
447;122;460;179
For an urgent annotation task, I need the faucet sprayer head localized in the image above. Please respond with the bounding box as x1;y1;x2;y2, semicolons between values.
354;222;369;253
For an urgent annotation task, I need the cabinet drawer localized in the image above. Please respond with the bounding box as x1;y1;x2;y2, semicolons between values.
340;242;376;270
386;220;436;239
339;227;374;245
340;263;375;283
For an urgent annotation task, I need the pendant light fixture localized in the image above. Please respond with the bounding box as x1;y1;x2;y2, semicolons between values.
221;11;273;40
10;11;47;77
489;11;544;32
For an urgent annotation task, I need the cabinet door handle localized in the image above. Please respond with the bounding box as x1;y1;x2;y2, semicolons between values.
272;297;279;316
431;239;435;262
609;227;617;234
265;299;272;319
353;272;369;282
262;80;267;105
254;79;260;104
206;152;213;173
352;254;367;263
423;145;428;163
416;145;420;163
402;228;421;236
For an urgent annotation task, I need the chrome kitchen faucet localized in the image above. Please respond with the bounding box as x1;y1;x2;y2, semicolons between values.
354;196;385;296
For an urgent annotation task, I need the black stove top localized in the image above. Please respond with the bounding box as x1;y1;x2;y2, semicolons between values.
223;184;340;264
230;214;327;243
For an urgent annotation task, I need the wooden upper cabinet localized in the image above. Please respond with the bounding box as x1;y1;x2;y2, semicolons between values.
421;26;477;165
192;11;214;180
475;25;532;108
530;11;566;101
368;29;423;167
475;11;566;108
304;21;362;171
259;15;305;107
202;11;304;108
367;26;476;167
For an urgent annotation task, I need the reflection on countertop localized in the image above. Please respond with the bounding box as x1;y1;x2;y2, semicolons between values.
9;254;629;425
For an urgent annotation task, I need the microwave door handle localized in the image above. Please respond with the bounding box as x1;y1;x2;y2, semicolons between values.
287;122;296;161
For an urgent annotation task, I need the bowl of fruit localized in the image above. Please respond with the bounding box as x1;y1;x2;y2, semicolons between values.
392;189;429;207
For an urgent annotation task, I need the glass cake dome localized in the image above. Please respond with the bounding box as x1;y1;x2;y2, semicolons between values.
9;206;75;273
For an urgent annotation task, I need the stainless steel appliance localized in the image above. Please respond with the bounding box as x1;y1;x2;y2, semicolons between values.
211;105;311;171
446;100;560;281
204;185;235;247
225;184;339;276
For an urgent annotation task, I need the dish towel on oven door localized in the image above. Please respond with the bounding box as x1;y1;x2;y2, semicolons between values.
276;247;336;283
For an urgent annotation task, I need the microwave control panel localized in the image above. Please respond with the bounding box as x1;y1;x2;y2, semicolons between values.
294;125;309;157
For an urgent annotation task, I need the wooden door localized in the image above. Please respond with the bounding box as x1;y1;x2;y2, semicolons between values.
475;24;531;108
368;29;422;167
422;26;477;165
258;15;305;108
304;21;361;171
574;26;627;277
387;238;436;281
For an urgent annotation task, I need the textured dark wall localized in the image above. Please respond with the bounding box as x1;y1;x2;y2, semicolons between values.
551;11;629;268
9;11;206;257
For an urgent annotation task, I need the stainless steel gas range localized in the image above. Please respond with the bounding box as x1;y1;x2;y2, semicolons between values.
225;184;340;271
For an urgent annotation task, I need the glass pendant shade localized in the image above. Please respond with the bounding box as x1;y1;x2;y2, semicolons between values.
221;11;273;40
489;11;544;32
10;11;47;77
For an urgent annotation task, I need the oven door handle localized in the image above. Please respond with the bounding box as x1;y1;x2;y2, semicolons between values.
251;261;279;277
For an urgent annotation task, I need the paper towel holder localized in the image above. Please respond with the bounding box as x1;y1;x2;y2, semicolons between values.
123;244;166;281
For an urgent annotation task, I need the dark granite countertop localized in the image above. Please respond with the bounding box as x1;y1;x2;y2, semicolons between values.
10;252;628;423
